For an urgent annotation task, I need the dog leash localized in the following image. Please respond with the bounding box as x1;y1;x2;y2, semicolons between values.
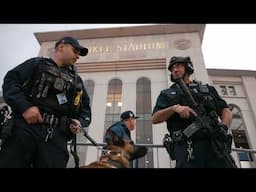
81;127;99;147
70;127;99;168
70;134;79;168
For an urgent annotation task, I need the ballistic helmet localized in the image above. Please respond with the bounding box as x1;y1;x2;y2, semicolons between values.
168;56;194;75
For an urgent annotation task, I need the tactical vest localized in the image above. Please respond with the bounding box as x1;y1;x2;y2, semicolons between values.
164;80;217;133
25;58;80;116
186;80;217;114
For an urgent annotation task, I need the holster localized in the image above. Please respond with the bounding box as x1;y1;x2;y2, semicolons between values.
163;134;175;160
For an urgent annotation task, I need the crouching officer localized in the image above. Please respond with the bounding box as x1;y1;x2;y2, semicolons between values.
0;36;92;168
152;56;235;168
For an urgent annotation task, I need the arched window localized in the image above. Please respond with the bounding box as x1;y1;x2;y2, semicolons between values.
229;104;249;148
229;104;253;163
136;77;154;168
83;80;95;107
103;79;123;138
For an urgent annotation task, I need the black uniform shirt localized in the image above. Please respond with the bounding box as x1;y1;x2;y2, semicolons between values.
2;57;92;127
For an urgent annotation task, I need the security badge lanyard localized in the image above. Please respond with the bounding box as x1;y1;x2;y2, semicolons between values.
56;93;68;105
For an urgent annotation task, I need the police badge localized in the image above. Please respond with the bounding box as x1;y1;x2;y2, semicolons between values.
54;77;65;91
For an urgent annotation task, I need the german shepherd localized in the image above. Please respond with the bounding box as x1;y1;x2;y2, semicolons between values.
80;141;135;168
80;141;147;168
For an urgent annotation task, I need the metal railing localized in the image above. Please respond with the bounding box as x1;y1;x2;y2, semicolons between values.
67;142;256;168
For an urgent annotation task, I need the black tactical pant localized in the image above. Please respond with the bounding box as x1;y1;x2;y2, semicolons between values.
173;139;233;168
0;118;70;168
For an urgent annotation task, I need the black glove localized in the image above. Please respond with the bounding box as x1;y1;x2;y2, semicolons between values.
219;124;233;154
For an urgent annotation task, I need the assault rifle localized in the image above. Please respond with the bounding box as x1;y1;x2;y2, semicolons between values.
175;78;237;168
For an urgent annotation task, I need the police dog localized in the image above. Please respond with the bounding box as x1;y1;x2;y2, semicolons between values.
80;141;135;168
80;140;148;168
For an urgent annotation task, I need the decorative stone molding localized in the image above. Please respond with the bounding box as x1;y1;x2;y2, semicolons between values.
174;39;191;50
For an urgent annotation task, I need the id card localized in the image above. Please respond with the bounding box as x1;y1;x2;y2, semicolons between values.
56;93;68;104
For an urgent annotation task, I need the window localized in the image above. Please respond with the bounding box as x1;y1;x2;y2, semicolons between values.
238;152;253;161
229;104;248;148
228;104;254;165
228;86;236;96
103;79;123;137
220;85;228;95
84;80;95;106
135;77;154;168
219;85;237;96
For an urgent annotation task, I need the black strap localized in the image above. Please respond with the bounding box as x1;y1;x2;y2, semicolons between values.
70;134;79;168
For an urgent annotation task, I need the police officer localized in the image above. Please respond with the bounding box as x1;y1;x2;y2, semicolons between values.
104;110;148;166
152;56;234;168
0;36;92;168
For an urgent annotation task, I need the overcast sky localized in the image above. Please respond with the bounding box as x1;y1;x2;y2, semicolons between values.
0;24;256;88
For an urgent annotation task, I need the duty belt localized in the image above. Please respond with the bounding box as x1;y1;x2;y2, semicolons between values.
170;130;195;161
172;127;208;143
171;130;184;143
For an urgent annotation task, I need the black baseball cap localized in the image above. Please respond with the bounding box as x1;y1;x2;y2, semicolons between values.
55;36;88;56
120;110;139;120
